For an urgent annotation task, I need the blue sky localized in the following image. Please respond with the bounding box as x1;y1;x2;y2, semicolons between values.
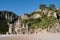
0;0;60;16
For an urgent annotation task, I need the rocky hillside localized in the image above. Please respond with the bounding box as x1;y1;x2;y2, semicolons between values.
0;11;18;34
0;11;19;23
19;4;60;32
0;4;60;34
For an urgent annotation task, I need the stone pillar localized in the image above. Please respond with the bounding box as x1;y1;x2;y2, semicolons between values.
10;14;13;21
47;11;51;17
22;24;25;34
7;13;9;19
26;24;28;34
22;24;25;28
9;24;12;34
5;14;8;19
53;12;57;18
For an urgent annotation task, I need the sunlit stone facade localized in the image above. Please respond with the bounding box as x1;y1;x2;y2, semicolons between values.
32;14;41;18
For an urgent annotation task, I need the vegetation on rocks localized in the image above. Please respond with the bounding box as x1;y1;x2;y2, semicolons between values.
0;4;60;34
23;4;60;30
0;11;18;34
0;17;9;34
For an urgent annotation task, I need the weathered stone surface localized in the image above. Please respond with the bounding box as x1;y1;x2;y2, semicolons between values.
47;23;60;33
32;14;41;18
21;14;29;19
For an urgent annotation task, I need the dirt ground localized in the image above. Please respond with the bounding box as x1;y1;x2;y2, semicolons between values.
0;32;60;40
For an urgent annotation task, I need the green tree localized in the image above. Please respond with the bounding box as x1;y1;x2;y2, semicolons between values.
49;4;55;10
0;18;9;34
39;4;46;10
